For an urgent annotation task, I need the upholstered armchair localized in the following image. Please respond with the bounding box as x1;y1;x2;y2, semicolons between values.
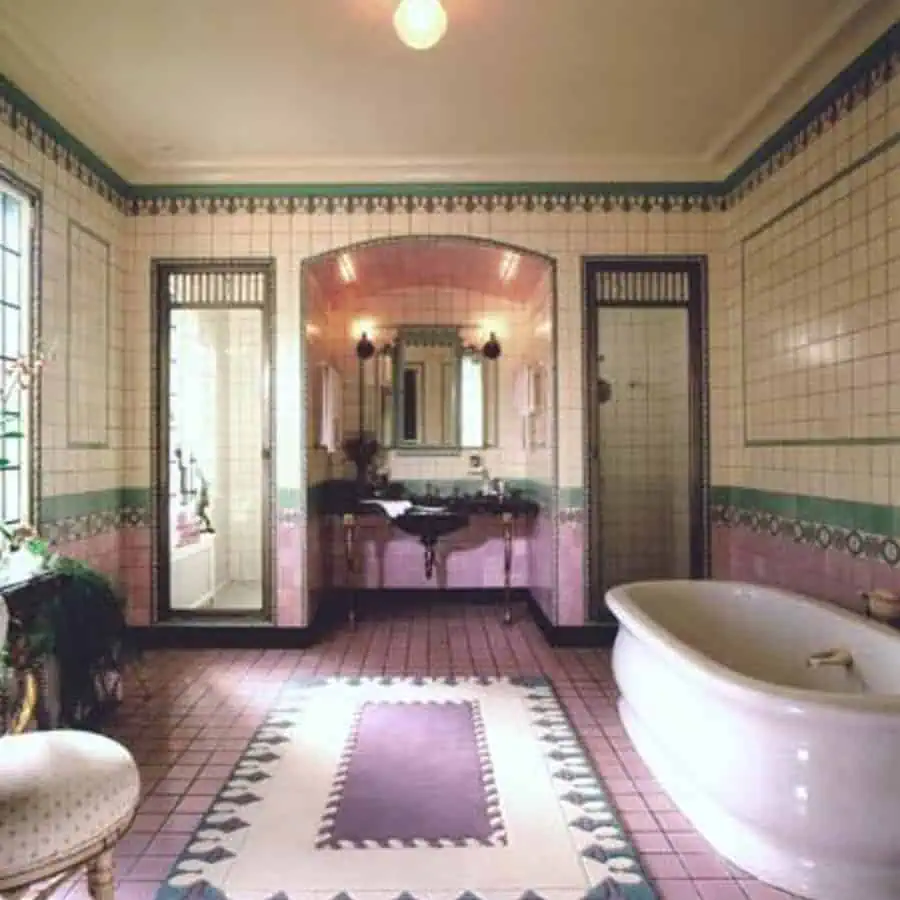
0;598;141;900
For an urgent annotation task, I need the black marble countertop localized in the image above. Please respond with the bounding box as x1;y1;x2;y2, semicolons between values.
315;481;540;518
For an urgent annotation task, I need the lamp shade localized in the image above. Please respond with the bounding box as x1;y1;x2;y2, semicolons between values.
393;0;448;50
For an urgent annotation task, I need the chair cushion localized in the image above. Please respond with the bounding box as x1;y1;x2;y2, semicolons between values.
0;729;140;885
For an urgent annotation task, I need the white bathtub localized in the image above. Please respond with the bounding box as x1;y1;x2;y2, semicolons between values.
171;532;217;610
606;579;900;900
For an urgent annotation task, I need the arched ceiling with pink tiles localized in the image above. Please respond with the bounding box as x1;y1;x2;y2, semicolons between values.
304;237;551;306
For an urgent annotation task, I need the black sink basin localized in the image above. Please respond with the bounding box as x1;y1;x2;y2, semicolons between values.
394;507;469;543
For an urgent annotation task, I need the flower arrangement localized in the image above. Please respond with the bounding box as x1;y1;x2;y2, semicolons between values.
342;431;382;486
0;344;134;728
0;345;51;664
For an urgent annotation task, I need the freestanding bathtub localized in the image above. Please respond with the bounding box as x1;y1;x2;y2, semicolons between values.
606;580;900;900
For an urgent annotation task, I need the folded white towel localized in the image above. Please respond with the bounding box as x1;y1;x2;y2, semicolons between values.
361;499;413;519
513;366;534;416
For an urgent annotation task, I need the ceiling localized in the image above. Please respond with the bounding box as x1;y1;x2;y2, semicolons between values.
0;0;895;185
305;238;550;305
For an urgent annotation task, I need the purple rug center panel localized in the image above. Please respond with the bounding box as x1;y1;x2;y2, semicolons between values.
323;700;499;845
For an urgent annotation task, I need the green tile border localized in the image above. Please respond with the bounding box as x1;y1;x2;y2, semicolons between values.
0;21;896;211
39;487;150;523
712;484;900;566
711;485;900;535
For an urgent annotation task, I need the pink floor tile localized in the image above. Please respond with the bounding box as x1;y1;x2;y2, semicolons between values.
35;600;810;900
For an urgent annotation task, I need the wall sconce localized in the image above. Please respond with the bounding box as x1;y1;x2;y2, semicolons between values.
356;332;375;360
482;332;502;360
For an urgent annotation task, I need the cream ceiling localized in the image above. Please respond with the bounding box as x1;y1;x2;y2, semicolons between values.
0;0;896;185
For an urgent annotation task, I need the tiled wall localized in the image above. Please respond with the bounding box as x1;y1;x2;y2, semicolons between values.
596;308;691;591
121;208;715;627
0;107;132;607
660;311;692;582
223;309;264;583
5;25;897;630
303;272;334;626
712;55;900;611
522;270;556;623
1;84;718;631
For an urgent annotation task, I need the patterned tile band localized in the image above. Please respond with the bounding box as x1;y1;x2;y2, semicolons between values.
712;486;900;567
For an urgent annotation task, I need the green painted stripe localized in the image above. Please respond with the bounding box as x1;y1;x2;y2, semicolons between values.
712;485;900;537
120;486;151;509
278;487;303;510
39;487;151;522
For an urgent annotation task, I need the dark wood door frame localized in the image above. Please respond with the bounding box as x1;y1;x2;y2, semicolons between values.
582;255;710;622
151;258;277;623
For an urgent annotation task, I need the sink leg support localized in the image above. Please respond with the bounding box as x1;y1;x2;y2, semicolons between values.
502;512;513;625
342;513;358;628
423;540;437;580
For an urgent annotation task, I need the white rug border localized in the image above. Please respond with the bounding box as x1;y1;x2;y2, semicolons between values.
156;676;655;900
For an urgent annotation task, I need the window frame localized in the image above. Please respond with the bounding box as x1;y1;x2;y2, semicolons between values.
0;167;40;531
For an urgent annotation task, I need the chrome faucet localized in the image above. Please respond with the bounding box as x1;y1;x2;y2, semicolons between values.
806;648;854;669
469;453;494;495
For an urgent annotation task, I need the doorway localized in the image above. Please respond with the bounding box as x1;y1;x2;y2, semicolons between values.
153;260;276;621
583;257;709;620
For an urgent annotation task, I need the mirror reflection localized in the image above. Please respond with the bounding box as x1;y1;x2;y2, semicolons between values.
364;325;499;451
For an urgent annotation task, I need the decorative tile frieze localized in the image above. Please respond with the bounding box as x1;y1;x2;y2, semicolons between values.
0;79;129;210
723;24;899;207
712;500;900;568
37;489;151;544
127;188;722;217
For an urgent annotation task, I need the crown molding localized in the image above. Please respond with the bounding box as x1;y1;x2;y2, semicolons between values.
0;21;142;178
130;152;715;187
705;0;884;171
722;18;899;199
0;19;896;214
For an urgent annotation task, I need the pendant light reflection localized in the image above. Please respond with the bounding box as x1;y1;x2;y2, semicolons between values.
393;0;448;50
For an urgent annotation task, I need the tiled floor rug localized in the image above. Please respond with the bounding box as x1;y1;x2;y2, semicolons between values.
154;676;656;900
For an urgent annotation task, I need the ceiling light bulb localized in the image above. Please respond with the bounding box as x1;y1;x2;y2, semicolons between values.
337;253;356;283
393;0;448;51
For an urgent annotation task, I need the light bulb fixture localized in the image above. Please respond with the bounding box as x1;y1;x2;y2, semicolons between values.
499;250;520;282
393;0;448;51
337;252;356;283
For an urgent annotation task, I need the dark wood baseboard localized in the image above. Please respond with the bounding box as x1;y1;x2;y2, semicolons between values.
130;588;618;650
524;593;618;647
129;622;318;650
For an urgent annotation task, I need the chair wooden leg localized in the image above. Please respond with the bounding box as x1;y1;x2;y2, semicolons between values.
86;849;115;900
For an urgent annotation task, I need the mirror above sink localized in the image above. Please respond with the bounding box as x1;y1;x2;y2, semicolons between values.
366;325;499;454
